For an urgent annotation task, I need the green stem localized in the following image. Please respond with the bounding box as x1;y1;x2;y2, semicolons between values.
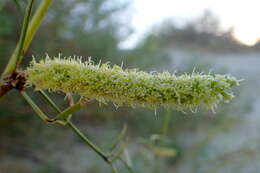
110;163;119;173
38;90;61;113
110;148;124;163
110;124;127;150
22;0;53;53
23;89;134;172
34;91;120;169
119;156;136;173
2;0;34;75
21;91;50;121
2;0;53;76
67;121;109;163
22;90;112;164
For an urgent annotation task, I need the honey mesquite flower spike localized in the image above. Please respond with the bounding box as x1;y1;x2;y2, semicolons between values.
25;55;240;111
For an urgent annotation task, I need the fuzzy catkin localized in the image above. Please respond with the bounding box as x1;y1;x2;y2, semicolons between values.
25;56;240;110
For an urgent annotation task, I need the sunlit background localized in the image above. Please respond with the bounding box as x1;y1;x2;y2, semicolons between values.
1;0;260;173
124;0;260;47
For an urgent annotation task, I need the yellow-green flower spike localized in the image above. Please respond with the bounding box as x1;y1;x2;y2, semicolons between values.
25;55;240;111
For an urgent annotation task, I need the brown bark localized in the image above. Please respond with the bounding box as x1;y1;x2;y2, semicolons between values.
0;84;13;97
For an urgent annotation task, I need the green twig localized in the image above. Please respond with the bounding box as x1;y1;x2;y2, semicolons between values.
2;0;34;75
67;121;110;163
2;0;53;76
119;156;136;173
14;0;34;69
21;91;50;121
21;91;65;125
110;163;119;173
23;0;53;53
33;91;127;171
37;92;134;172
21;91;111;164
38;90;61;113
23;90;136;172
110;124;127;150
110;146;125;162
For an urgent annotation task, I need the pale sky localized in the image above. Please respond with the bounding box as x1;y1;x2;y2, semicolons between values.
122;0;260;48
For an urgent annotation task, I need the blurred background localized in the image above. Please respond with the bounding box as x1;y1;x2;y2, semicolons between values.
0;0;259;172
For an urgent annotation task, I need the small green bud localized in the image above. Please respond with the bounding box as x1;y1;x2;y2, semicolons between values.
25;55;240;111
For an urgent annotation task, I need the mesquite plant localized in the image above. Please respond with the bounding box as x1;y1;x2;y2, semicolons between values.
0;1;240;173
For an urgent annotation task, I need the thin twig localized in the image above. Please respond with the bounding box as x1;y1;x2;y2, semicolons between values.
110;124;127;150
33;91;125;170
21;91;50;122
23;0;53;54
110;145;125;162
14;0;34;69
119;156;136;173
21;91;65;125
67;121;110;163
2;0;34;75
23;90;137;172
38;90;61;113
110;163;119;173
